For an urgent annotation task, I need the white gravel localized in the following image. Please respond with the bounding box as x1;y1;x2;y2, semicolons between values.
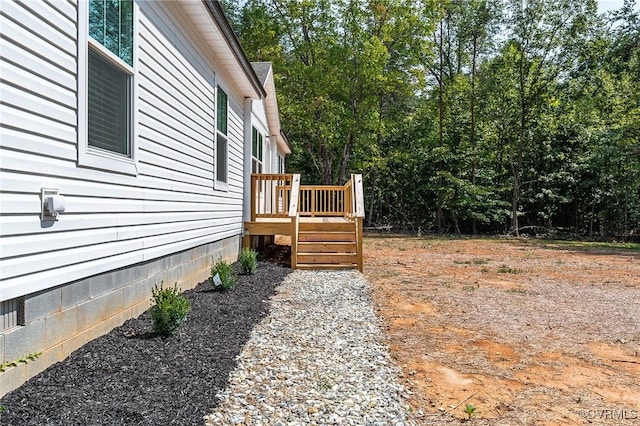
204;270;416;426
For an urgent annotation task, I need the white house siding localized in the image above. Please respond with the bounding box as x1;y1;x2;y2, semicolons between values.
0;1;252;395
1;1;246;301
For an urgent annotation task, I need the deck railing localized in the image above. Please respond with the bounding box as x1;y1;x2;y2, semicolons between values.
344;179;354;219
250;174;364;219
250;173;294;221
299;185;345;217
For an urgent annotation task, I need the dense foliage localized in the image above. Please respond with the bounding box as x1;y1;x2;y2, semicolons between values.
224;0;640;238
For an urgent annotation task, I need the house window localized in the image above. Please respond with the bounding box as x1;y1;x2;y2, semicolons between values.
252;127;263;173
89;0;134;66
88;49;130;155
78;0;137;175
216;86;228;185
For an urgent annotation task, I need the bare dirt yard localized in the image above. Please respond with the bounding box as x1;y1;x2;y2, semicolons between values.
364;235;640;425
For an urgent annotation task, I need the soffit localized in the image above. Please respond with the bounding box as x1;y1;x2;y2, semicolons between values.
178;1;265;99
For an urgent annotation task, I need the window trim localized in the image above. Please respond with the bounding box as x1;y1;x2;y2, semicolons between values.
77;0;139;176
214;85;228;190
251;126;263;174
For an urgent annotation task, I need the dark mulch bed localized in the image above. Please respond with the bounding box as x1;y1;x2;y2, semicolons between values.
1;262;291;426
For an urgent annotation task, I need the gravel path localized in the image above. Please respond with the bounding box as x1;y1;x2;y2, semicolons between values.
204;270;416;426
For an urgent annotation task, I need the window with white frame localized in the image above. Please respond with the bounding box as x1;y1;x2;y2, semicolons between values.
216;86;228;185
251;127;263;173
79;0;137;174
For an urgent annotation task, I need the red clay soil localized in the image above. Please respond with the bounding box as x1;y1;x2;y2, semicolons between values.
364;235;640;425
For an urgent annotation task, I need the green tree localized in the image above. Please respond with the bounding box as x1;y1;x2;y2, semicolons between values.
498;0;597;235
223;0;639;238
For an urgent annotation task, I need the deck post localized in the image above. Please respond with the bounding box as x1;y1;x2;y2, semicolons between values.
289;174;301;269
250;175;256;222
352;174;365;272
357;216;363;272
291;217;298;269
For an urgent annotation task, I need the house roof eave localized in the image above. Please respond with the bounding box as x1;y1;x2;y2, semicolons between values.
201;1;266;99
279;129;293;154
250;62;292;155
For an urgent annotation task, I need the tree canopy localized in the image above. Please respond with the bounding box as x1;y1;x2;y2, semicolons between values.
224;0;640;238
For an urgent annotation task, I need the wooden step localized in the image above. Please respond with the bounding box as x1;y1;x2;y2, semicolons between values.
298;221;355;232
297;241;356;253
297;253;358;264
298;231;355;242
296;263;358;270
293;218;360;271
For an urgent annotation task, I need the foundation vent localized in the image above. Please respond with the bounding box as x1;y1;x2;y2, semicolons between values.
1;297;24;332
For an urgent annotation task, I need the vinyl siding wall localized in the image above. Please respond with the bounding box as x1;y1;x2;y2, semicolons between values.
0;0;247;302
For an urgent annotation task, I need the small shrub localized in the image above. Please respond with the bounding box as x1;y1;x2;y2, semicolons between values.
239;248;258;275
150;282;190;336
211;257;237;290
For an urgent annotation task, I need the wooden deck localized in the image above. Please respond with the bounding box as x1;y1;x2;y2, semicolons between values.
244;174;364;271
245;216;351;235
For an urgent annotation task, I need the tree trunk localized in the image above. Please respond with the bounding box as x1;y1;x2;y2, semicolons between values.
367;170;377;227
368;96;383;227
338;132;355;185
437;15;445;234
512;47;528;238
320;144;333;185
511;174;520;236
470;34;478;235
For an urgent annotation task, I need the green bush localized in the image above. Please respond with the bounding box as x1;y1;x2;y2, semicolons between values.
239;247;258;275
150;282;190;336
211;257;237;290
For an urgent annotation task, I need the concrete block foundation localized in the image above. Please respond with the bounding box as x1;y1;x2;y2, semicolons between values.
0;235;240;398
